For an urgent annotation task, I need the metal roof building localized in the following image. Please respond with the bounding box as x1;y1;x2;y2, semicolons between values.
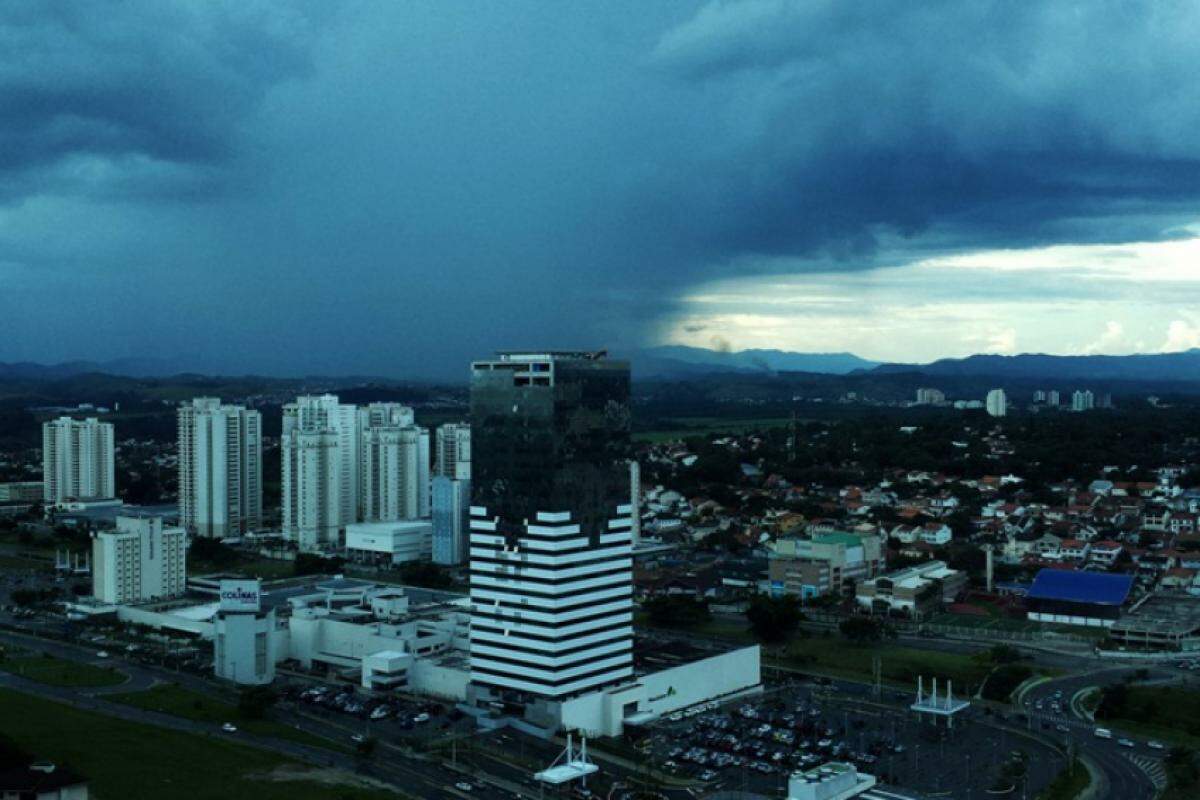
1028;569;1133;605
1025;568;1134;628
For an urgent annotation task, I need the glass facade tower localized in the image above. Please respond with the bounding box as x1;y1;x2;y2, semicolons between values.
467;351;635;706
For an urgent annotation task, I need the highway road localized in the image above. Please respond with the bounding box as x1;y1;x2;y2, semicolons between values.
1020;667;1168;799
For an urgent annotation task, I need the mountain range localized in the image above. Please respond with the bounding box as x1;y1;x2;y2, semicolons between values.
634;345;879;377
3;346;1200;384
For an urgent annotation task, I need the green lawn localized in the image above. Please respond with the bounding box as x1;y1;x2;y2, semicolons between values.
0;654;126;688
108;684;344;752
783;637;995;693
0;689;395;799
633;612;757;643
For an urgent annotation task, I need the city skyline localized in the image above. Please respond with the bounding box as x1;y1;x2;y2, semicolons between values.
4;3;1200;376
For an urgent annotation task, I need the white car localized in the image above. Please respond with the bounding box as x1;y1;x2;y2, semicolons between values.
350;733;366;743
221;723;238;733
455;782;473;792
96;651;109;659
1117;738;1135;749
413;712;430;723
1148;741;1165;750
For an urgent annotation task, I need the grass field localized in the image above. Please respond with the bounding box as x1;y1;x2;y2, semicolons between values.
0;689;395;799
0;654;126;688
633;612;757;642
783;637;995;692
108;684;342;752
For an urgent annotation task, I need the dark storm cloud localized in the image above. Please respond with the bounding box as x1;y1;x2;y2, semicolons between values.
3;1;1200;376
645;0;1200;267
0;1;316;201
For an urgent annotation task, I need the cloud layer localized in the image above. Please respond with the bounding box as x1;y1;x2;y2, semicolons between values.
1;1;1199;376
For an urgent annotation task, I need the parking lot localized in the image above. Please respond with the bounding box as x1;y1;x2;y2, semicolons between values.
640;679;1067;798
279;682;464;739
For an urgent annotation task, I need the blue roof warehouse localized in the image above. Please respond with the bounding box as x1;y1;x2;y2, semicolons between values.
1025;568;1134;628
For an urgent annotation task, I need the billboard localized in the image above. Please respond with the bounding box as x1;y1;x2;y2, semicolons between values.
218;579;262;612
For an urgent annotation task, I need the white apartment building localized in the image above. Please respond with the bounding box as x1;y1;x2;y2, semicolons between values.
432;476;470;565
630;460;641;545
985;388;1007;418
92;516;186;604
42;417;115;504
1072;389;1095;412
435;423;471;479
915;387;945;405
361;405;429;523
282;395;360;550
177;398;262;539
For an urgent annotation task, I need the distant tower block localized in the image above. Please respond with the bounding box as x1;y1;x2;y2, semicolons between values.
911;676;970;729
984;544;995;593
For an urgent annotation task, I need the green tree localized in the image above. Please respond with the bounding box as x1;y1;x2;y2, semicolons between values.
746;594;803;643
237;686;277;720
643;596;712;628
838;616;884;643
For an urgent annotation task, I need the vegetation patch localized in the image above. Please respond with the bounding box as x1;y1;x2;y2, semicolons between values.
1095;684;1200;746
1036;758;1089;800
0;653;126;688
0;689;395;800
108;683;341;752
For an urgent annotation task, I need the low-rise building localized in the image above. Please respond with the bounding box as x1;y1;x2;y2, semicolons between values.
345;520;432;565
0;481;45;503
855;561;966;619
769;532;884;598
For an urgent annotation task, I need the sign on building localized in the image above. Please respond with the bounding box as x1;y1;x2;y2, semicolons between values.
218;579;262;612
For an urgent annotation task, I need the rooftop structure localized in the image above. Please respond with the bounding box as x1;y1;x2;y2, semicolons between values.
1025;568;1133;628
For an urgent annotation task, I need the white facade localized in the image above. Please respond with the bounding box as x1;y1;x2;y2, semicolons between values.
214;607;277;685
915;388;945;405
630;460;641;545
469;506;636;701
92;516;186;605
557;645;762;737
178;398;262;539
282;395;360;550
1072;389;1095;412
361;419;429;523
435;423;471;480
432;476;470;565
43;417;114;504
345;520;432;564
985;389;1007;418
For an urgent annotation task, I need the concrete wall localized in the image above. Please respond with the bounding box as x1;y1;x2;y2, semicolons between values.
409;659;471;701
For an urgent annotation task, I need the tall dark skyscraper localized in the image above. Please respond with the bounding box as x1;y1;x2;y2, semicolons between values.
467;351;635;712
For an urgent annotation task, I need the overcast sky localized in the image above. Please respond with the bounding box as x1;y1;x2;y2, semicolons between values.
2;1;1200;378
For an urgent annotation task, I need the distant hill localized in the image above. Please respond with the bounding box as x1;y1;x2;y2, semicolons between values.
637;345;879;378
870;349;1200;383
0;357;193;380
